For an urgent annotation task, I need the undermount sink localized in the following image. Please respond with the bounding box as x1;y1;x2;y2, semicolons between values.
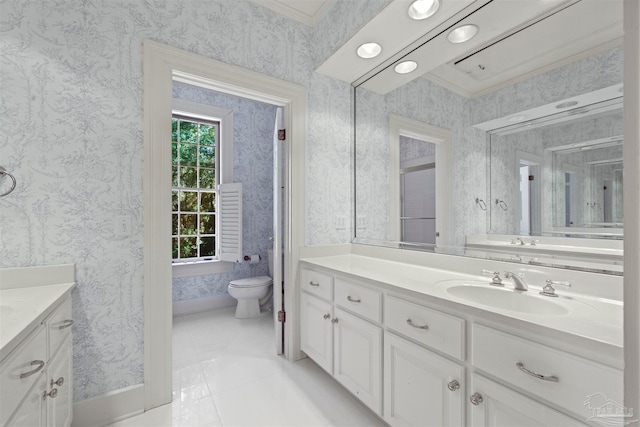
438;281;569;315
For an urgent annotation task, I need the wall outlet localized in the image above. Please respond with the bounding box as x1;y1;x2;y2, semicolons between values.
115;215;131;237
335;215;347;230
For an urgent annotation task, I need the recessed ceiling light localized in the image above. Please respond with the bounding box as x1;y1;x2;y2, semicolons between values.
447;24;479;44
356;42;382;59
394;61;418;74
556;101;578;109
408;0;440;20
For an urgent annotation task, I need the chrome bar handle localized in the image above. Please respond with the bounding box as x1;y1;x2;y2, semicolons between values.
406;319;428;330
347;296;361;303
58;319;74;330
20;360;45;379
516;362;559;382
469;392;483;406
309;281;320;287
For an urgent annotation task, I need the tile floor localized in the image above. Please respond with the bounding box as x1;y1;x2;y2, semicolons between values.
108;307;387;427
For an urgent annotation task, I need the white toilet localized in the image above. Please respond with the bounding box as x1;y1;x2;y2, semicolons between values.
228;249;273;318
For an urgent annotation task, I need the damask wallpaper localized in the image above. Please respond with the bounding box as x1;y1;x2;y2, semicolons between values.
0;0;388;402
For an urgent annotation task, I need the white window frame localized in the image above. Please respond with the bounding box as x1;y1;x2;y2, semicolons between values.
171;98;235;277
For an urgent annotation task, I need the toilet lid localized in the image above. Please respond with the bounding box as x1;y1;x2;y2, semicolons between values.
229;276;273;288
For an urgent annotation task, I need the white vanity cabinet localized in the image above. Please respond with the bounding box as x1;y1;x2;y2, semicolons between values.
1;295;73;427
300;268;383;415
469;374;588;427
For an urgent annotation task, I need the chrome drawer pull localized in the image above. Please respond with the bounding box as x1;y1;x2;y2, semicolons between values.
323;313;331;320
347;296;361;303
516;362;559;382
43;388;58;399
58;319;74;330
447;380;460;391
469;392;483;406
406;319;428;330
309;281;320;287
20;360;45;379
51;377;64;387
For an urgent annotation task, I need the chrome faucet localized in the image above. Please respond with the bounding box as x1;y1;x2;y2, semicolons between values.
511;237;525;246
504;271;528;291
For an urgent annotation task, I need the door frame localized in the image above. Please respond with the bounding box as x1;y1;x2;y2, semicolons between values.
142;40;306;410
388;113;452;246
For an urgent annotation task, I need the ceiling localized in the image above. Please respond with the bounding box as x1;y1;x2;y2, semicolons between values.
252;0;334;26
316;0;624;97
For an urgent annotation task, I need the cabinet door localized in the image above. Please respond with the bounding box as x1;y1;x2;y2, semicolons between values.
300;292;333;373
5;375;47;427
469;374;587;427
47;335;73;427
384;332;464;427
333;308;382;416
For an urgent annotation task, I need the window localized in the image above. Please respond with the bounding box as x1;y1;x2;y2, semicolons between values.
171;115;219;261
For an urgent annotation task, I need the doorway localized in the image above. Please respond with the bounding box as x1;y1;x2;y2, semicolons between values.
143;40;306;410
517;152;542;235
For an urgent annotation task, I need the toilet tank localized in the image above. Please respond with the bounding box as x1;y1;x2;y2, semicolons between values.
267;249;273;278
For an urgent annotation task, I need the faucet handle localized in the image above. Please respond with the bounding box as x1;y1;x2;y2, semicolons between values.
481;270;503;286
530;239;540;246
540;280;571;297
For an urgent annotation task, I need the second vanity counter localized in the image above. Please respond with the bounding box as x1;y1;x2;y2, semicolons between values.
299;252;624;426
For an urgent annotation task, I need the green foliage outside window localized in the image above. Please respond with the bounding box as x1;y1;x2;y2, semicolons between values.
171;117;219;260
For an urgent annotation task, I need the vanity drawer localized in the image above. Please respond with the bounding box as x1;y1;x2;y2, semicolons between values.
48;297;73;359
472;323;623;420
385;295;465;360
301;268;333;301
0;325;47;426
334;279;382;323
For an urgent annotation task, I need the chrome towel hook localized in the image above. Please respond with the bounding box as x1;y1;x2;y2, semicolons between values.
475;198;487;211
0;166;16;197
495;199;508;211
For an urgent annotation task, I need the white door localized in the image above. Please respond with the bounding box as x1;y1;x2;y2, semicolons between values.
469;374;587;427
273;107;284;354
333;308;383;415
384;332;464;427
300;292;333;373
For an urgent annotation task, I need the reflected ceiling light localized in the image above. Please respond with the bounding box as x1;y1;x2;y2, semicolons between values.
394;60;418;74
408;0;440;20
447;24;479;44
507;115;526;123
356;42;382;59
556;101;578;109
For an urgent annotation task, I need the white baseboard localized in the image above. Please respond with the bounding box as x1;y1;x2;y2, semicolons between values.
72;384;144;427
172;294;236;316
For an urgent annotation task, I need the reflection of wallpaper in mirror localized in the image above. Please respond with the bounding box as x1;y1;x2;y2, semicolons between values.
488;108;623;235
355;45;622;248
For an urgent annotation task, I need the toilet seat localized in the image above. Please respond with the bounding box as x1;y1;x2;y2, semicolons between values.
229;276;272;288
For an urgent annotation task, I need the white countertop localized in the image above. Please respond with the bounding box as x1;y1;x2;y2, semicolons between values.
300;254;623;361
0;282;76;362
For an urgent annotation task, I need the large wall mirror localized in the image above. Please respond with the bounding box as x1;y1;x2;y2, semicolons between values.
350;0;623;274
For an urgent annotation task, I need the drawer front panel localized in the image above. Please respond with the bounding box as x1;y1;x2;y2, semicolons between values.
385;295;465;360
48;297;73;359
334;279;382;323
472;324;623;420
0;326;47;426
301;268;333;301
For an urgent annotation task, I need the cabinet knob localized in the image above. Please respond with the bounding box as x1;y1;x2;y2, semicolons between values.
51;377;64;387
469;392;483;406
43;388;58;400
447;380;460;391
323;313;331;320
331;318;339;324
